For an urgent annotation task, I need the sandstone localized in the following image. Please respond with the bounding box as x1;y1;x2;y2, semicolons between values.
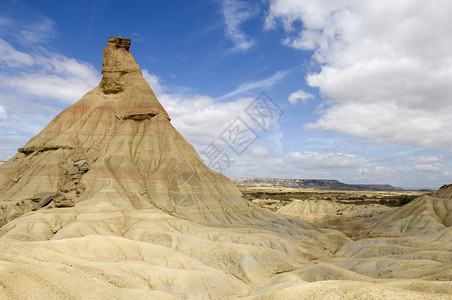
53;196;75;208
74;159;87;167
67;166;79;175
31;192;60;211
71;176;80;184
61;182;77;193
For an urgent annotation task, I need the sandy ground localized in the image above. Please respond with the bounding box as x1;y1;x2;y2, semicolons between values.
1;187;452;299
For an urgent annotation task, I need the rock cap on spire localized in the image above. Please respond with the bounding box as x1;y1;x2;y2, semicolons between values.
107;36;131;51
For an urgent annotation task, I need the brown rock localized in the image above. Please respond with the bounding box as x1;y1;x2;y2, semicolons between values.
30;192;59;203
67;166;79;175
75;182;86;195
71;176;80;184
79;166;89;173
61;182;76;193
74;160;87;167
54;196;75;208
31;193;59;211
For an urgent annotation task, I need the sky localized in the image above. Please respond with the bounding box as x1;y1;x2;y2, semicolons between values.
0;0;451;189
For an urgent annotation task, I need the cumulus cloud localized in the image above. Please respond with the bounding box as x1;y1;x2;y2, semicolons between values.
288;89;314;105
141;73;452;189
0;40;99;103
222;0;256;51
159;93;253;146
142;72;288;170
266;0;452;149
141;73;259;146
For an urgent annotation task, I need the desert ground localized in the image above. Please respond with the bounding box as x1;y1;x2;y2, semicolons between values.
241;187;425;238
1;37;452;299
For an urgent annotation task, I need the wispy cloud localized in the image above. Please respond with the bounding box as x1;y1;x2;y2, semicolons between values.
0;38;33;67
222;0;256;51
0;13;55;46
19;16;55;44
217;70;290;100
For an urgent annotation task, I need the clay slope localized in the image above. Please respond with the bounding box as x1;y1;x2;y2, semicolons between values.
433;184;452;199
269;192;452;299
278;199;389;223
370;195;452;233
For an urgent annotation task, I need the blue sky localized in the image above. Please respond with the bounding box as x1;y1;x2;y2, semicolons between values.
1;0;451;189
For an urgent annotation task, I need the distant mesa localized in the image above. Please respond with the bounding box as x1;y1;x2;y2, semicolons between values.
231;178;402;191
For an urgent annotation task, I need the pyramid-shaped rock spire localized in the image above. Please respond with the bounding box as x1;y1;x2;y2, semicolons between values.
0;36;276;226
0;37;347;299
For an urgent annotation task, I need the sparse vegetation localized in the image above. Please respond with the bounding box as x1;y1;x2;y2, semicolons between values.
240;187;425;208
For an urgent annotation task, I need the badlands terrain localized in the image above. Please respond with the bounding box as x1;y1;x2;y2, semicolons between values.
0;37;452;299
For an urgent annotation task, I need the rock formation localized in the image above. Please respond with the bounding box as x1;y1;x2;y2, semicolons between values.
0;36;277;226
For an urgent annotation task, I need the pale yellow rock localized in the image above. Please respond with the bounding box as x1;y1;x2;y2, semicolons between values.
278;199;390;223
371;195;452;233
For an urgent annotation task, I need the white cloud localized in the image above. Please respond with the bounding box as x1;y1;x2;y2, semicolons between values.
19;16;55;44
142;69;165;95
228;149;396;184
0;105;7;121
222;0;256;51
141;73;452;189
414;163;443;173
142;73;257;146
222;148;452;189
288;89;314;105
0;30;99;161
406;154;445;165
250;145;269;155
0;39;99;103
158;92;254;146
286;151;374;169
266;0;452;149
140;75;286;175
217;70;290;100
0;38;33;67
